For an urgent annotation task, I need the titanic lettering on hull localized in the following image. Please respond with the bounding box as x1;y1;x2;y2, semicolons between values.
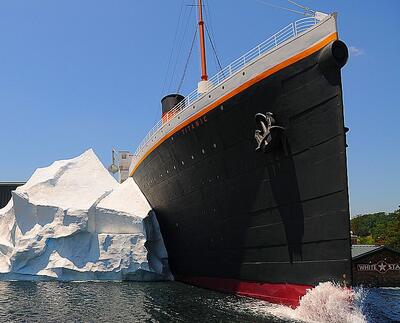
180;115;208;136
357;260;400;274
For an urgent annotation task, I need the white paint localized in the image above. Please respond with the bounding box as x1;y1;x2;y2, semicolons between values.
268;282;366;323
0;149;172;281
197;80;212;94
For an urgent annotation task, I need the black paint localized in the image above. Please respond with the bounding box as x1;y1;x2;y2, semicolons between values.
133;42;352;287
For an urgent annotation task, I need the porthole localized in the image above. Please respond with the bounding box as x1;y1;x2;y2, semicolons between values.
220;105;224;111
209;95;211;98
242;72;245;76
222;86;225;89
201;149;205;154
213;143;217;148
191;155;194;160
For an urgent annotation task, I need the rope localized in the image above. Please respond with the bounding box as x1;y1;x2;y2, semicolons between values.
177;28;198;93
204;0;218;56
160;1;185;97
287;0;314;14
205;25;223;72
287;0;315;16
254;0;312;16
203;0;223;72
168;2;195;92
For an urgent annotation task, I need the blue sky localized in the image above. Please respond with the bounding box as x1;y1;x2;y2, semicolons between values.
0;1;398;215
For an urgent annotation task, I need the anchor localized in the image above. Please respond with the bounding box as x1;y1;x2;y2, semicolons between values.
255;112;285;153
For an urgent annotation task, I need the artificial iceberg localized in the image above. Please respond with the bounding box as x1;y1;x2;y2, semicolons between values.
0;149;172;281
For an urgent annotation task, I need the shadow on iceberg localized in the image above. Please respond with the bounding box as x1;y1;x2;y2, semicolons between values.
0;149;173;281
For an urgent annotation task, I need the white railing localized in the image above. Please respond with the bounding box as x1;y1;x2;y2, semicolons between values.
133;16;320;164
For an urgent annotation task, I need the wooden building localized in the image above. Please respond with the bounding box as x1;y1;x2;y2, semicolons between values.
0;182;25;209
352;245;400;287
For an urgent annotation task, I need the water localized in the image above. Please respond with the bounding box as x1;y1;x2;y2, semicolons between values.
0;281;398;322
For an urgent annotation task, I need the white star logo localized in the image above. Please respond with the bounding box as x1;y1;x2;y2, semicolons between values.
377;261;388;273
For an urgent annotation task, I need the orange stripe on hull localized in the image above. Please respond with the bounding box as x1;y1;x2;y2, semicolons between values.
130;32;338;176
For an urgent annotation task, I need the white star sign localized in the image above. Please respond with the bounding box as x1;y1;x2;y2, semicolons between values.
377;261;388;274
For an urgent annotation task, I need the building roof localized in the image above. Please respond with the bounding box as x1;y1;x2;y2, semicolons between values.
352;245;383;259
0;182;25;186
352;244;400;259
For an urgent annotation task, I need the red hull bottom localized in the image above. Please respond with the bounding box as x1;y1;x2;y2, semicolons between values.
176;276;312;308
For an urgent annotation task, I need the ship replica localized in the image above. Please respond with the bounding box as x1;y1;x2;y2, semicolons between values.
126;1;351;307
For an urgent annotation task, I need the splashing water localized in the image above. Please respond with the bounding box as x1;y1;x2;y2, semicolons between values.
268;282;367;323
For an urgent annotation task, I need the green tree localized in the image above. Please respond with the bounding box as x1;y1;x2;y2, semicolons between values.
351;208;400;251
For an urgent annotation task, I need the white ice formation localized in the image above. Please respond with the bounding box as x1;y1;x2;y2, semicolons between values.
0;149;172;281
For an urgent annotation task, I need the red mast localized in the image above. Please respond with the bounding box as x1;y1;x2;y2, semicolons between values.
198;0;208;81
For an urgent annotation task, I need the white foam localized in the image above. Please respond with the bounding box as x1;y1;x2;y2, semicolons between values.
0;149;172;281
267;282;367;323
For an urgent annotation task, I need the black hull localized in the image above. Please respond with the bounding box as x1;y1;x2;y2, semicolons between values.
133;42;352;299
